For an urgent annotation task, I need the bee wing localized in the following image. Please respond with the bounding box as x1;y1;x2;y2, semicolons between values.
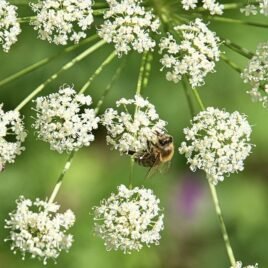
144;153;161;179
145;159;171;179
159;161;171;174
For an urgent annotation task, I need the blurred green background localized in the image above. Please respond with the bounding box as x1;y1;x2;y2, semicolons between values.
0;1;268;268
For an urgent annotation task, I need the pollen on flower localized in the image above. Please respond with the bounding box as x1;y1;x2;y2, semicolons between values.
98;0;160;55
32;85;100;153
0;0;21;52
231;261;258;268
159;18;220;88
0;104;27;170
181;0;224;15
178;107;253;185
101;95;167;155
241;42;268;108
92;184;164;253
5;196;75;265
30;0;94;45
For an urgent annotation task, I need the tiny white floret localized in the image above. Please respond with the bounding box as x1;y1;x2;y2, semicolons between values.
33;85;100;153
179;107;253;185
0;0;21;52
5;196;75;265
92;184;164;253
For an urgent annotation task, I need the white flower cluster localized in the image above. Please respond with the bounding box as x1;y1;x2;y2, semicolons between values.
33;86;99;153
231;261;258;268
179;107;253;185
98;0;160;55
0;104;27;171
181;0;224;15
101;95;167;155
241;1;268;16
159;18;220;88
30;0;94;45
0;0;21;52
241;42;268;108
5;196;75;265
93;184;164;253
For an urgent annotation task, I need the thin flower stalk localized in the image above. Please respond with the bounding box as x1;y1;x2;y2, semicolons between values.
15;39;106;111
48;152;75;203
129;53;149;186
197;3;245;11
136;52;150;96
0;35;98;88
94;61;127;114
203;15;268;28
221;54;243;74
223;39;254;59
141;52;153;91
79;51;117;94
181;78;195;118
18;16;35;23
191;87;236;267
128;52;154;186
48;62;124;202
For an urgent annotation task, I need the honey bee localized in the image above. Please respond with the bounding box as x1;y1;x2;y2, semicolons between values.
129;133;174;177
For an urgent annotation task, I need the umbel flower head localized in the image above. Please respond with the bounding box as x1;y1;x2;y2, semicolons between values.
231;261;258;268
30;0;94;45
241;42;268;108
5;196;75;265
101;95;167;155
33;86;100;153
241;1;268;16
179;107;253;185
181;0;224;15
159;18;220;88
92;184;164;253
0;0;21;52
0;104;27;171
98;0;160;55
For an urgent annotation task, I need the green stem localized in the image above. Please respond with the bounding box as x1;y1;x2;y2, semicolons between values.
10;0;31;4
47;60;124;203
93;2;109;9
192;88;205;111
136;52;149;95
181;78;195;117
48;152;75;203
129;157;135;189
173;14;190;24
205;15;268;28
18;16;35;23
196;3;245;12
142;52;153;90
191;86;236;268
221;54;242;74
223;39;254;59
129;52;152;185
0;35;98;88
224;2;258;10
95;60;126;114
79;51;117;94
209;183;236;267
92;8;108;16
15;39;106;111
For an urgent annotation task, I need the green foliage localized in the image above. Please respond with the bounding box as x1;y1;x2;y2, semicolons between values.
0;1;267;267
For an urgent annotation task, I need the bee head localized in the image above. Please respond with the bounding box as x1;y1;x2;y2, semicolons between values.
158;135;173;146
